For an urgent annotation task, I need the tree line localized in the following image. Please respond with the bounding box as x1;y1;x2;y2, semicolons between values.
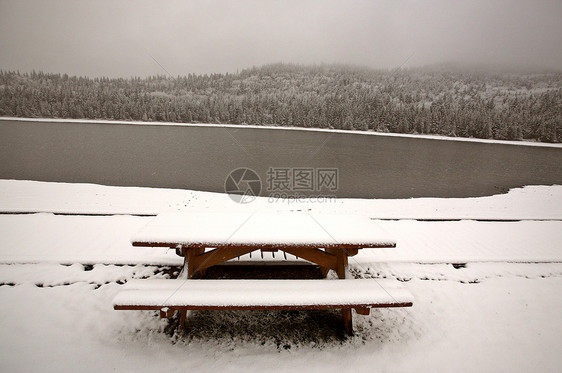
0;63;560;142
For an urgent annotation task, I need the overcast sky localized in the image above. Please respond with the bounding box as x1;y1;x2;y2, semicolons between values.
1;0;561;77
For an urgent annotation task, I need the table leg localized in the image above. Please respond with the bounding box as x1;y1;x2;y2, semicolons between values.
320;266;330;278
335;249;349;279
177;254;189;279
178;310;187;331
176;247;205;333
335;249;353;335
186;247;206;278
342;308;353;335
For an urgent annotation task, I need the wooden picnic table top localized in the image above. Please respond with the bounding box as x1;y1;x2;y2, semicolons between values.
131;211;396;250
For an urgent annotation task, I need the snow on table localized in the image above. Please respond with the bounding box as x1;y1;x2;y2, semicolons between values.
113;278;413;308
131;212;397;248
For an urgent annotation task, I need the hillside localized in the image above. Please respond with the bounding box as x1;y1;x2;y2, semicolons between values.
1;63;561;142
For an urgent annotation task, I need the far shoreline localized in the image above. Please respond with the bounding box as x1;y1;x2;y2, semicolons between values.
2;116;561;149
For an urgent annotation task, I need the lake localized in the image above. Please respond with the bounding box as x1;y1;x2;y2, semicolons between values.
1;119;561;199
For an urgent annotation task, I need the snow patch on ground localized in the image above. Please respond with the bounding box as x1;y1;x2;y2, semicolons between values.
1;268;561;372
0;263;171;287
361;220;562;263
0;214;182;265
2;179;562;219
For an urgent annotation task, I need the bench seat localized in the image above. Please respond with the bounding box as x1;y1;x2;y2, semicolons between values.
113;279;414;311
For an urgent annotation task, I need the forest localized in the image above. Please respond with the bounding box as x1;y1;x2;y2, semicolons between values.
0;63;560;142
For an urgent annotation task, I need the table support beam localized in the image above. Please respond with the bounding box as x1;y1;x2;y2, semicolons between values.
282;247;338;271
189;247;255;277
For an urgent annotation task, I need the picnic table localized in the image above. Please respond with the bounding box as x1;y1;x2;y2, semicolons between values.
113;212;413;335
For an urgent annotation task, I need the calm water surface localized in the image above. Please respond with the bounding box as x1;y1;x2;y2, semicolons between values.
1;119;561;199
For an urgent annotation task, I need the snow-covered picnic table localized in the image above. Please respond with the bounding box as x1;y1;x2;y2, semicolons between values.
115;212;412;334
130;212;397;275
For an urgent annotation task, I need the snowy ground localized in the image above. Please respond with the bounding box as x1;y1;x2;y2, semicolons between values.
0;179;561;372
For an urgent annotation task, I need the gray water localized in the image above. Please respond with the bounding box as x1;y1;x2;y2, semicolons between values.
1;119;561;199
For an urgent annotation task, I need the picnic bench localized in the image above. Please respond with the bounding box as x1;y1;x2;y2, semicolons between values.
113;212;414;335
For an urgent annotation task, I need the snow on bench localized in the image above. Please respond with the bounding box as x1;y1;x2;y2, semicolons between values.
113;278;414;312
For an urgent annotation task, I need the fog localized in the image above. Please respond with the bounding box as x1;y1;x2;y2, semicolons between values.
1;0;561;77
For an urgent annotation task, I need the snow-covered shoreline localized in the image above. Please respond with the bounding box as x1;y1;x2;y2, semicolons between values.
1;179;561;265
2;179;562;220
0;179;561;371
2;116;561;148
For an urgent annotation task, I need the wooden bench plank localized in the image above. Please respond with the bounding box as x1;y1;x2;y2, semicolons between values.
113;279;413;310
